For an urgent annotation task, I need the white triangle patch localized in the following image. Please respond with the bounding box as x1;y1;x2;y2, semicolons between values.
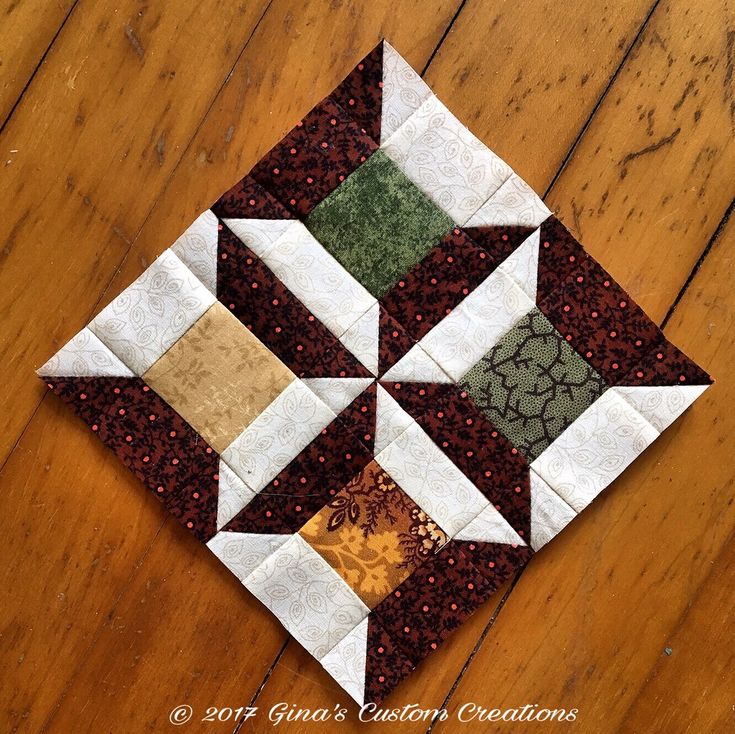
375;384;415;454
216;460;256;531
171;209;219;294
222;218;295;258
529;470;576;551
37;327;134;377
319;617;368;705
380;41;432;144
498;227;539;302
454;503;526;546
206;531;291;582
302;377;374;415
613;384;709;433
339;303;379;376
381;343;451;383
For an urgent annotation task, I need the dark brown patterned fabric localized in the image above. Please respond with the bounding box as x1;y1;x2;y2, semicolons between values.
331;42;383;144
538;248;662;385
463;224;538;267
413;387;533;540
210;174;295;220
364;617;415;705
223;413;372;535
536;216;588;303
379;306;417;375
373;546;495;663
620;333;713;386
380;228;497;341
335;381;376;453
250;97;378;217
217;222;366;377
48;377;219;542
448;539;533;587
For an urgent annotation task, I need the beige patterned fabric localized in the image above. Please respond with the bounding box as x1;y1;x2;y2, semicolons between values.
143;302;295;453
88;249;216;375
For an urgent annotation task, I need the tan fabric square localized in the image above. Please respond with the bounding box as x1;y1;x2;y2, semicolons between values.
143;302;295;452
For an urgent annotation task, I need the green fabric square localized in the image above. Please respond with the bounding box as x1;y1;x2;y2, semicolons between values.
305;150;454;297
461;309;608;461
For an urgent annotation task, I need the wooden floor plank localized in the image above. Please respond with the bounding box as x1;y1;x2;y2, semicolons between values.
19;4;464;732
0;0;271;466
620;504;735;731
0;394;165;732
42;517;291;734
239;581;513;734
0;0;76;126
423;0;657;192
431;1;734;726
614;210;735;733
547;0;735;325
0;2;273;731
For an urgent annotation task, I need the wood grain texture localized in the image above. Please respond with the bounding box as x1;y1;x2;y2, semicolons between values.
1;0;733;731
549;0;735;324
423;0;656;191
0;2;463;732
0;0;76;126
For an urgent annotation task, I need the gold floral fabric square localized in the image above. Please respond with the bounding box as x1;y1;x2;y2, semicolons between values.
299;460;448;607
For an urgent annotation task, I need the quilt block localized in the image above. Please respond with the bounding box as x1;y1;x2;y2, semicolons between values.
39;41;712;705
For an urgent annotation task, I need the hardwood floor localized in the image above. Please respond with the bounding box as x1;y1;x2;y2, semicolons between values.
1;1;732;731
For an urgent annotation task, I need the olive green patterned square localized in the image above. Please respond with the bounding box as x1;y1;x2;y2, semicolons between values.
460;309;608;461
305;150;454;297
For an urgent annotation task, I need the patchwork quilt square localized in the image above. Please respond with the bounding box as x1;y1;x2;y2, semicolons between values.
39;40;712;706
461;308;608;460
143;301;295;453
299;460;448;607
306;150;455;297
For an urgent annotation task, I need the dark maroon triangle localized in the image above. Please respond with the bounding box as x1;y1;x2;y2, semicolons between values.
379;227;499;342
538;247;660;384
462;225;538;269
248;97;378;218
299;339;373;379
413;388;532;541
217;221;368;377
210;174;295;220
372;546;495;665
335;381;376;453
449;540;533;589
223;414;372;535
332;41;384;144
379;381;456;423
536;215;588;303
363;615;416;706
46;377;219;542
379;306;416;375
620;333;713;386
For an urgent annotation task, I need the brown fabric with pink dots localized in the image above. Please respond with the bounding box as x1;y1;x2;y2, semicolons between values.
47;377;220;542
